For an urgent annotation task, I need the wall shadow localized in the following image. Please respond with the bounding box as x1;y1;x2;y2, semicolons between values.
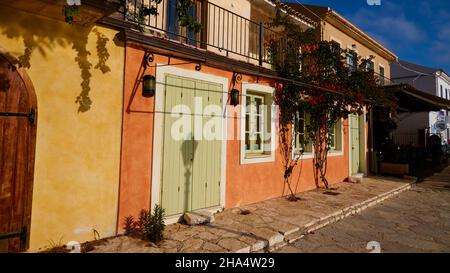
0;5;116;112
181;138;199;212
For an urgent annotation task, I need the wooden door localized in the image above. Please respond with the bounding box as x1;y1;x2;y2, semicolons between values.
0;53;37;252
161;75;222;216
350;114;360;175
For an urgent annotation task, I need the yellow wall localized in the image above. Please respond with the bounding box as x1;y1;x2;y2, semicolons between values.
322;22;392;78
0;7;123;251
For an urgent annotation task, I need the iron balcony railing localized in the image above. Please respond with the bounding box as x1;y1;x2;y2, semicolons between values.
122;0;287;66
121;1;395;85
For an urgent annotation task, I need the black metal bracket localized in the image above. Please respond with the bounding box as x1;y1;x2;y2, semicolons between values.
143;50;155;71
142;49;204;70
231;72;242;88
0;108;35;125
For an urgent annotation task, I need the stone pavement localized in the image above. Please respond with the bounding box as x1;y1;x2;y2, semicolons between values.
89;176;414;253
277;167;450;253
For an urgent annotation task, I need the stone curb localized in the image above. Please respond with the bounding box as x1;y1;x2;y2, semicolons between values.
238;180;416;253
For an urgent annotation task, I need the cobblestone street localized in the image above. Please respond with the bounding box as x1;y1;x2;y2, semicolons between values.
277;169;450;253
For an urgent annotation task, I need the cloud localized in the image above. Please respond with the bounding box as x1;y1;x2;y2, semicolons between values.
350;8;426;43
429;22;450;67
438;24;450;41
431;41;450;66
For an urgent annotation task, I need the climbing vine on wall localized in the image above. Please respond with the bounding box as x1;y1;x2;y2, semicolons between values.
64;1;81;24
176;0;201;33
133;0;201;33
267;8;395;193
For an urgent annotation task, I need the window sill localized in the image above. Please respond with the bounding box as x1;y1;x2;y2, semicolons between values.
241;152;274;164
245;152;271;159
328;150;344;157
293;152;314;160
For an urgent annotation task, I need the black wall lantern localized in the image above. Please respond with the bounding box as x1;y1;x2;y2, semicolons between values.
230;89;240;107
142;75;156;97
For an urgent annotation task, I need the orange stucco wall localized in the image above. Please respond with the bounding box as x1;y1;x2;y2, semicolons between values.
118;45;154;227
225;117;350;207
118;43;352;229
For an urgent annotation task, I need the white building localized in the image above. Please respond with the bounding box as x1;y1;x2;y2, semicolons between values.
391;59;450;145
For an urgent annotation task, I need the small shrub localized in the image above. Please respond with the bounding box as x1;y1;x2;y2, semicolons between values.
137;209;149;232
123;215;136;235
122;205;166;243
143;205;166;243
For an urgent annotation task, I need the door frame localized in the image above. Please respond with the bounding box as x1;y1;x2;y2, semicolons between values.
348;108;367;176
0;48;38;251
151;65;228;223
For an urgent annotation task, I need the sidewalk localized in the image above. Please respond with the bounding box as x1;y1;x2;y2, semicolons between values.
89;176;415;253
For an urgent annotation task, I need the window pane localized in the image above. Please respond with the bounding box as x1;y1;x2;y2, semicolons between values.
367;61;374;71
255;134;262;150
305;141;312;153
245;133;250;151
330;123;336;148
245;114;250;132
299;111;305;120
299;119;304;132
245;92;269;155
256;113;261;132
255;97;264;116
329;134;335;148
299;133;305;151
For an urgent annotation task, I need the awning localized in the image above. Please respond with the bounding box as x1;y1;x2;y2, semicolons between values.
384;83;450;112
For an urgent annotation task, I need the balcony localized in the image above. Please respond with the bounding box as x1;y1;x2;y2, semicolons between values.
120;0;294;67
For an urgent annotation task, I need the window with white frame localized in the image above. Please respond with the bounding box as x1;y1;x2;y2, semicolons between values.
329;119;343;151
348;50;357;73
379;66;385;85
293;111;312;154
241;84;275;164
367;60;375;72
330;40;341;53
245;92;267;154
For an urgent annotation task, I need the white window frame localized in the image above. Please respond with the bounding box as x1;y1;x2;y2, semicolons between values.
292;115;344;159
329;118;344;157
240;83;276;164
245;93;265;154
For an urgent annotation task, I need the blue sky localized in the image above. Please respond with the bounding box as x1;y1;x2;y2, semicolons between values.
284;0;450;74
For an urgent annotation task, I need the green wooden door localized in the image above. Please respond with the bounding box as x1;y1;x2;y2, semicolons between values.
350;114;360;175
161;75;222;216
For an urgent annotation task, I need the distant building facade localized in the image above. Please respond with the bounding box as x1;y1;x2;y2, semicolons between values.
391;60;450;144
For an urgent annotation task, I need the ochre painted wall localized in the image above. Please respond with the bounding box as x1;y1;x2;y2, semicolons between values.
0;7;124;251
119;45;351;226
